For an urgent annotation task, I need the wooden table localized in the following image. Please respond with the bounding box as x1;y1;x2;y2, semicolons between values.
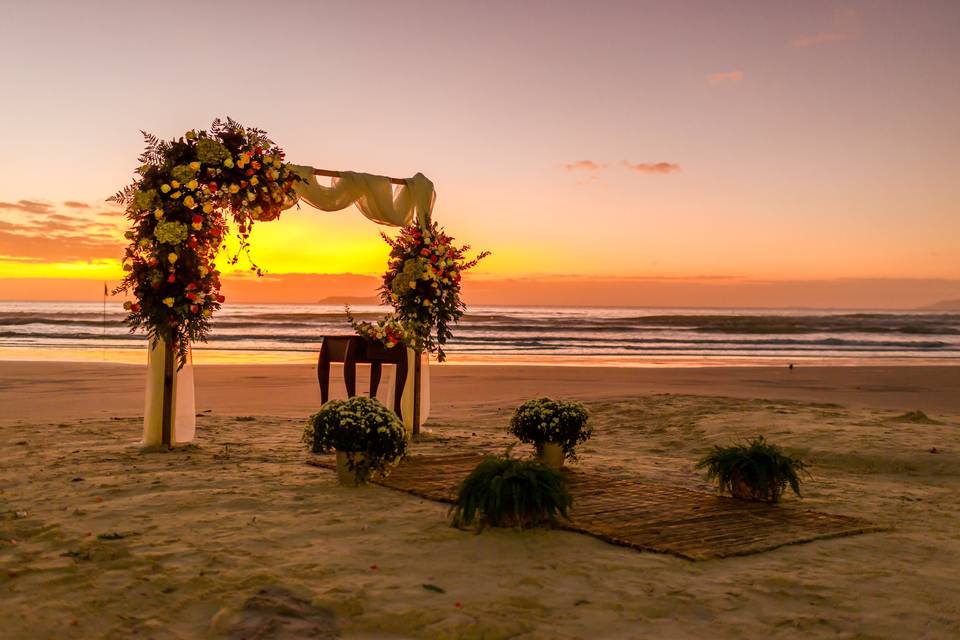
317;335;408;416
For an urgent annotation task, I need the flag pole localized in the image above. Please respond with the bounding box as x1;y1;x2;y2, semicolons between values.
102;282;108;361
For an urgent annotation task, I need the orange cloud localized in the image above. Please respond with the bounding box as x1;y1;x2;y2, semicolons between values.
0;205;123;262
707;70;744;85
561;160;607;171
622;161;680;175
792;8;860;48
0;200;54;215
63;201;90;209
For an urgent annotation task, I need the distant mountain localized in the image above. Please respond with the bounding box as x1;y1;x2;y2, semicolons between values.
317;295;384;306
919;299;960;311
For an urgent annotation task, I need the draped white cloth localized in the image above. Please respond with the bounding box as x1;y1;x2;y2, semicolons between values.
142;340;195;448
288;165;435;228
141;164;436;445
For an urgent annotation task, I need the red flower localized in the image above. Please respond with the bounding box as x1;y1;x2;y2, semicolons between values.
130;303;141;313
207;182;218;192
215;294;225;303
190;304;199;314
420;248;430;257
192;215;203;224
167;274;176;283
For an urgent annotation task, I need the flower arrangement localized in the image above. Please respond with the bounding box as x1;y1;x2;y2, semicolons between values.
509;398;592;461
696;436;808;503
303;396;407;482
378;221;489;361
347;309;417;350
110;117;302;366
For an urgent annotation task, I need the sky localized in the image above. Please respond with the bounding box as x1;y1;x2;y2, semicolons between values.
0;0;958;307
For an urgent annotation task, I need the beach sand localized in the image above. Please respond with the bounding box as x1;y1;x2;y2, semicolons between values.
1;363;959;638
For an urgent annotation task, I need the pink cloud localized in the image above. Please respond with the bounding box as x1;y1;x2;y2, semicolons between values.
561;160;607;172
622;161;681;175
707;70;744;86
792;8;860;48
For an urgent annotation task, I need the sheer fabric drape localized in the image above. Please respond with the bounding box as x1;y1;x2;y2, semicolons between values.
287;165;435;228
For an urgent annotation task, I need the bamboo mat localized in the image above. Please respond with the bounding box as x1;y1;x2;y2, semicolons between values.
307;453;884;560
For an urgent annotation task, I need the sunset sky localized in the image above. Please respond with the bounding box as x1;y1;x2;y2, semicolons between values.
1;0;958;307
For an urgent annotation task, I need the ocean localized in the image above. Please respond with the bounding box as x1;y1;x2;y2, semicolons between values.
0;301;958;366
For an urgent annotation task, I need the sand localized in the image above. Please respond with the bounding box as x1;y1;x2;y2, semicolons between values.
1;362;959;638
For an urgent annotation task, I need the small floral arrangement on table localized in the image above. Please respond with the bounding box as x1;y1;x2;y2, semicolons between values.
509;398;592;461
303;396;407;482
111;117;303;366
347;310;417;350
379;221;489;361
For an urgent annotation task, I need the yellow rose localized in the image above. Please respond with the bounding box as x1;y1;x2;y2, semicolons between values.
168;253;178;263
192;222;202;230
247;191;256;201
183;196;196;209
273;159;281;169
202;309;212;318
160;184;171;193
171;180;180;189
189;161;201;171
199;267;208;276
163;297;175;307
154;208;164;219
224;157;234;168
187;179;198;190
249;176;259;186
263;155;273;164
229;184;239;194
202;202;213;213
171;191;181;199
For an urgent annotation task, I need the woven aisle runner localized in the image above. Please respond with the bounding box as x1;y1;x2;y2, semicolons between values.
307;453;884;560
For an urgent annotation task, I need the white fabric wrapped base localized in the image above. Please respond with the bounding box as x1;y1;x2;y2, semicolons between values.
142;341;196;447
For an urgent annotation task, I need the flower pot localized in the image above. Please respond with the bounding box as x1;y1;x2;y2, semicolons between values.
729;473;779;502
336;450;366;487
538;442;565;470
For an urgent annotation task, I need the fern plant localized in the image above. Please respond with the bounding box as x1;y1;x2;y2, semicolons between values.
450;450;572;531
696;436;808;503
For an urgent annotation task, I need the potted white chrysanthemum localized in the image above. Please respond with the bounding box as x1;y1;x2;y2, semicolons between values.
304;396;407;486
509;398;591;469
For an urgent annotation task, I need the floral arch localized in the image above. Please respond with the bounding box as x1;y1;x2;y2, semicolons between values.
113;118;486;448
